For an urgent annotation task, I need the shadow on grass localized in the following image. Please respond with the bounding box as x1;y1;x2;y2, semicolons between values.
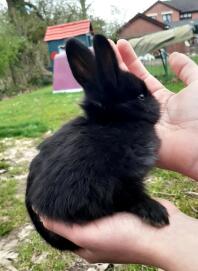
0;121;48;138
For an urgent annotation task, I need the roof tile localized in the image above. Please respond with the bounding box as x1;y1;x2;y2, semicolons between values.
44;19;92;42
164;0;198;13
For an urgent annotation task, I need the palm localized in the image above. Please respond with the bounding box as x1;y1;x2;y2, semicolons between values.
113;39;198;179
42;200;178;265
165;83;198;124
154;84;198;179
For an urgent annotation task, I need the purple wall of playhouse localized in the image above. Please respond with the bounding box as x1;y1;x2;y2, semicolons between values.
53;51;82;93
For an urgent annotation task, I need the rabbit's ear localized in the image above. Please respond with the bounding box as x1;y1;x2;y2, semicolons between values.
65;39;96;91
93;35;120;90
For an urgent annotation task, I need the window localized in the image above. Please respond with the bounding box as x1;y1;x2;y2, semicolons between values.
194;24;198;34
191;37;198;46
180;13;192;20
147;13;157;20
162;13;172;23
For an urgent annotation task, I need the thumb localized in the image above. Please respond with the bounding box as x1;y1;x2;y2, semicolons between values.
169;52;198;86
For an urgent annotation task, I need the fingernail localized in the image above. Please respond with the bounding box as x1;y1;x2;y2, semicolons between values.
40;217;48;228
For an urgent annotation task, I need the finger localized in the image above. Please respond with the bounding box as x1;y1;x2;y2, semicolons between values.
169;52;198;85
108;39;128;71
41;218;82;245
75;248;97;263
117;39;149;79
41;218;97;247
117;39;165;94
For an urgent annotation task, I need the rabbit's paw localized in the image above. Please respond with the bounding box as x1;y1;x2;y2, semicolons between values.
130;197;169;227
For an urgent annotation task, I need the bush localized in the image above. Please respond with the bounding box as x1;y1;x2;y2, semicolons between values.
0;12;50;99
0;16;25;77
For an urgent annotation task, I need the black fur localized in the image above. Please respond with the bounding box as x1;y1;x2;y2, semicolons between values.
26;35;169;251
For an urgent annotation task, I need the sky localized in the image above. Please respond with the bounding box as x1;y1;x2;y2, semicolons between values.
91;0;157;23
0;0;158;23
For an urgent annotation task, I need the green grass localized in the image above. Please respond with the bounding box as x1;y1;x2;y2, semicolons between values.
9;165;27;176
146;54;198;93
0;178;27;236
0;141;6;152
149;169;198;218
0;86;82;138
1;55;197;138
0;75;197;270
0;80;184;138
164;80;184;92
15;232;74;271
0;121;48;138
0;160;10;170
192;55;198;64
146;55;198;89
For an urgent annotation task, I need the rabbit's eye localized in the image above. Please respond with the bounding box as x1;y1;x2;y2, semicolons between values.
138;94;145;101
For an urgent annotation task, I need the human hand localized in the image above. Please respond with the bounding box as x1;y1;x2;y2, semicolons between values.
41;42;198;270
109;40;198;180
42;200;198;271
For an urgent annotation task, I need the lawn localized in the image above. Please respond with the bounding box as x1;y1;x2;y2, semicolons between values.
0;75;184;139
0;78;197;271
0;87;82;138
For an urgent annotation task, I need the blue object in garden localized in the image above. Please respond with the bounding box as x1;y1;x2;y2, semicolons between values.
44;19;93;71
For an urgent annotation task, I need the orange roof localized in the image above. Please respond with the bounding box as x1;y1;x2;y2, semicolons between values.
44;19;92;42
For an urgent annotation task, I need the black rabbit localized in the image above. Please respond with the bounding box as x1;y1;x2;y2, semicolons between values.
26;35;169;251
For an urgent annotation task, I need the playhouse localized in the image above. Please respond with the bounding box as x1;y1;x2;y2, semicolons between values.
44;19;93;93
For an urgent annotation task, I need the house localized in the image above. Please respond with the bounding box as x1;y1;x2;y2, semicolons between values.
118;13;168;39
144;0;198;24
118;0;198;54
44;19;93;68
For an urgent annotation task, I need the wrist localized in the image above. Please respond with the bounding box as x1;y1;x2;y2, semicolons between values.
156;124;198;180
150;210;198;271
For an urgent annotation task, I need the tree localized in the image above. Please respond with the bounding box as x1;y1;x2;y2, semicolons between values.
104;5;123;41
6;0;43;21
5;0;46;43
90;16;106;35
0;0;121;98
105;21;121;41
79;0;91;19
0;13;26;97
0;18;23;77
67;0;91;20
